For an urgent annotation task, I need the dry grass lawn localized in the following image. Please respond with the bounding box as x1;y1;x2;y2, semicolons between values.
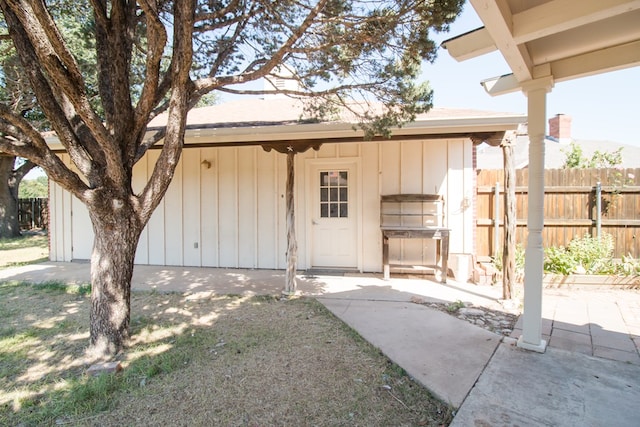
0;282;453;426
0;232;49;269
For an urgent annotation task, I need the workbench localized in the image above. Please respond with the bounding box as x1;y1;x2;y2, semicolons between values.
380;194;450;283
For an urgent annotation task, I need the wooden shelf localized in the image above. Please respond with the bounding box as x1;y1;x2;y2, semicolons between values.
380;194;448;283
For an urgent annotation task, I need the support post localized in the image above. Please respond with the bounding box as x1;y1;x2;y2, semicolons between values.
595;181;602;239
283;151;297;297
493;182;500;259
502;139;516;300
518;77;553;353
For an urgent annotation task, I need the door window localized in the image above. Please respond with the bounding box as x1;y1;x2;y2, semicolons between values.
319;171;348;218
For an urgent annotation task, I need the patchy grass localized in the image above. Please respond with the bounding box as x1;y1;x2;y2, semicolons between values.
0;282;453;426
0;232;49;269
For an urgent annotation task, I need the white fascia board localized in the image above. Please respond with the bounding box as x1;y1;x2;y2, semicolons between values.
480;73;521;96
182;115;525;145
44;115;526;151
441;27;496;61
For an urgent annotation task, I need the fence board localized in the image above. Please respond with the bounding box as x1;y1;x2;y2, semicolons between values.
476;168;640;260
18;198;48;230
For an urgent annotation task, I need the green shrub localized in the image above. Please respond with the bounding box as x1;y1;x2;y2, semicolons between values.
543;233;625;275
496;233;636;277
617;254;640;276
567;233;615;274
492;245;526;274
543;246;577;275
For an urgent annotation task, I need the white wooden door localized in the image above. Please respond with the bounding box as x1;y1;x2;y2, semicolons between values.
309;163;357;268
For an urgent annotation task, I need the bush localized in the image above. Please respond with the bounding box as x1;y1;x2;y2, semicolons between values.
498;233;638;277
492;245;526;274
617;254;640;276
567;233;615;274
543;246;577;275
543;233;621;275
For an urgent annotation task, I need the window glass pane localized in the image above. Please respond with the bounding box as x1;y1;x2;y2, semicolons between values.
339;187;347;202
340;203;348;217
319;169;349;219
328;172;338;186
320;188;328;202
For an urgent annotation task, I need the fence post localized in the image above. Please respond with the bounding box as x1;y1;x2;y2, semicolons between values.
494;182;500;258
595;181;601;239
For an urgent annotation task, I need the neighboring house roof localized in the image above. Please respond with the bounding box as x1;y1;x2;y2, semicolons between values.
476;135;640;170
46;98;526;151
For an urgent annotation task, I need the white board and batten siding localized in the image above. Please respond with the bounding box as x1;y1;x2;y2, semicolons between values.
49;137;474;272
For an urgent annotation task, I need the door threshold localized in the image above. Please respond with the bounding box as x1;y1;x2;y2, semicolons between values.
304;268;358;277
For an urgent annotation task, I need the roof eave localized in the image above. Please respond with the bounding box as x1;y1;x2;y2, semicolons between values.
45;114;527;151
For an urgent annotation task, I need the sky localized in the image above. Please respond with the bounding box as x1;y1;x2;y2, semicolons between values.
421;2;640;147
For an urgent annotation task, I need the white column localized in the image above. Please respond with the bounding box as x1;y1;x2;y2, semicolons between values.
518;77;553;353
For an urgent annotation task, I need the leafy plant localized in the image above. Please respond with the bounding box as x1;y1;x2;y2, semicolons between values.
561;141;624;169
617;254;640;277
543;246;577;275
18;175;48;198
567;233;615;274
491;245;526;279
543;233;625;275
445;300;465;313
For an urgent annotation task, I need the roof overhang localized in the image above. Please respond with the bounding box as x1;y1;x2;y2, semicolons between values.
442;0;640;96
45;114;525;152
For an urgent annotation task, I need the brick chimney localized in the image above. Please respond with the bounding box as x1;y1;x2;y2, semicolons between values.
548;114;572;143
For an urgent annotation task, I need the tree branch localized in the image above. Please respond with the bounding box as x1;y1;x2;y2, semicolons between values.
14;158;36;182
0;3;105;184
138;0;194;223
134;0;168;144
0;131;88;200
5;0;110;147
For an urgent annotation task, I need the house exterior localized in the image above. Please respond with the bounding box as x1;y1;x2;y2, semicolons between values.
48;98;524;274
476;114;640;170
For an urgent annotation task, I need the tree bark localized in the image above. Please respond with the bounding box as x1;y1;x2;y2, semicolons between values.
502;142;516;300
86;194;142;358
283;151;297;296
0;156;22;238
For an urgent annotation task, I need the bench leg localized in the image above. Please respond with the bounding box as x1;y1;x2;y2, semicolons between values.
383;235;390;280
440;235;449;284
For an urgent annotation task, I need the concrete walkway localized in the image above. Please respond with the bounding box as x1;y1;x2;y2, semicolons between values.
2;262;640;425
512;288;640;365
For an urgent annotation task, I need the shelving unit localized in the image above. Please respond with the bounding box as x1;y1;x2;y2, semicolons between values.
380;194;449;283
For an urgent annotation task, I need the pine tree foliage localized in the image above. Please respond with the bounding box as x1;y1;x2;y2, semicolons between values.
0;0;464;357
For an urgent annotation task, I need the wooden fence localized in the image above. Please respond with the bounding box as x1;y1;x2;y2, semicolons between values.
476;168;640;260
18;198;48;230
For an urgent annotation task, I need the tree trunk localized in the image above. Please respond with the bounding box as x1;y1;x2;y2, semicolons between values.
87;196;142;358
502;142;516;300
283;151;297;297
0;156;22;238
